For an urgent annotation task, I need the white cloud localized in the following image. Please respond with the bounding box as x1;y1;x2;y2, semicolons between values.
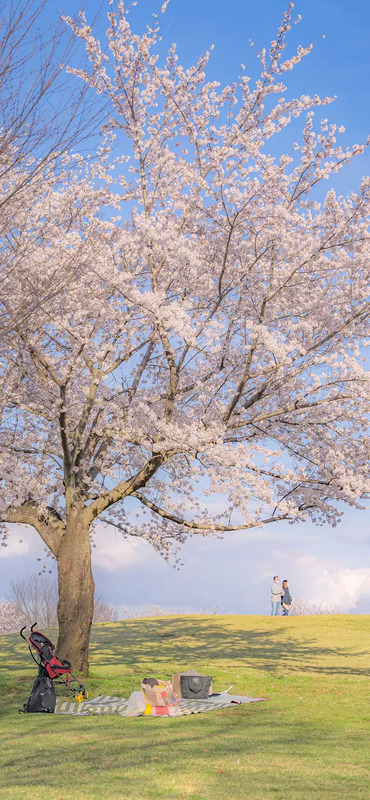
0;522;151;573
0;525;43;559
92;528;151;572
277;554;370;610
313;567;370;609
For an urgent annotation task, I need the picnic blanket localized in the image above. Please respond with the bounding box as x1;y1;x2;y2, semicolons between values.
55;692;266;717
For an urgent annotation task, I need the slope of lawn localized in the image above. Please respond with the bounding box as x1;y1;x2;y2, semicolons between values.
0;614;369;800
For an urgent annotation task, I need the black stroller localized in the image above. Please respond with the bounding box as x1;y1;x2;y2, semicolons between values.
20;623;88;713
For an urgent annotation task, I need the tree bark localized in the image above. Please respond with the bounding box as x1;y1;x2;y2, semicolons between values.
56;511;94;676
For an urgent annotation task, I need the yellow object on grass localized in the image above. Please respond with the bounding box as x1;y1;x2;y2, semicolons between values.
75;689;88;702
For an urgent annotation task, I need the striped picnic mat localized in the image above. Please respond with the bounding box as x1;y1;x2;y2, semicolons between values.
55;693;266;717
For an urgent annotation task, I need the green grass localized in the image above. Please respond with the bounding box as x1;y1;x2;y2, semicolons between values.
0;615;369;800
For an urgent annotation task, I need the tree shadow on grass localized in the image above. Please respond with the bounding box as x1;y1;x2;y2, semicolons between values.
1;619;368;797
0;616;368;690
88;616;369;677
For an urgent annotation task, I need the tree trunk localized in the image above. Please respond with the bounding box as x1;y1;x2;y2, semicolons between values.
56;512;94;676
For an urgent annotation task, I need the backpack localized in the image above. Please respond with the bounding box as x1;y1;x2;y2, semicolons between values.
21;668;56;713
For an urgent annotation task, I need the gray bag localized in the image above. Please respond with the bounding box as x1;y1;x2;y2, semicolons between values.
172;670;213;698
180;673;212;699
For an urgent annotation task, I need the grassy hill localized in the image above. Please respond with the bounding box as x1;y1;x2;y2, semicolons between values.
0;614;369;800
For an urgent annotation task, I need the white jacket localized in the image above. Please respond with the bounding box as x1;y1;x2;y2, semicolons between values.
271;583;282;602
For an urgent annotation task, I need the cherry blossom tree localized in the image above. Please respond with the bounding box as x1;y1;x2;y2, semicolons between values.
0;600;24;634
0;1;369;674
0;0;106;342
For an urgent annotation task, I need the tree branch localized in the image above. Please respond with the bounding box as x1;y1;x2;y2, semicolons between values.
1;502;65;556
84;451;174;523
132;491;289;531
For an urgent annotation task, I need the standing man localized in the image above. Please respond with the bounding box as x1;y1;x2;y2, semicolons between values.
271;576;283;615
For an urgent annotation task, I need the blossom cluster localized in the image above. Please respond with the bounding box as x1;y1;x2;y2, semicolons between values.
0;1;368;560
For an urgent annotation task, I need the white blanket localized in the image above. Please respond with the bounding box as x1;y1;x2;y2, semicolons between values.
55;691;266;716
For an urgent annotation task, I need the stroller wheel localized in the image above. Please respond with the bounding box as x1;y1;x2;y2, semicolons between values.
76;689;88;702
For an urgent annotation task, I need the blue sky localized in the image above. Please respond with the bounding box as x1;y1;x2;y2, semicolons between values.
1;0;369;614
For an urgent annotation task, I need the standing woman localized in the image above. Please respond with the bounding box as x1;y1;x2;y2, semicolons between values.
281;580;292;616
